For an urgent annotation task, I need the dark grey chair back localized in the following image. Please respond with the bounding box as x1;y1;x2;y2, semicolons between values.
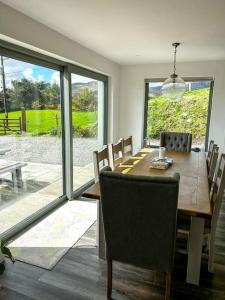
160;131;192;152
99;171;180;273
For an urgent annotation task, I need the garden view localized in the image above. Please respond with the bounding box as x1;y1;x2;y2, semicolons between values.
0;78;98;138
147;83;210;147
0;56;101;235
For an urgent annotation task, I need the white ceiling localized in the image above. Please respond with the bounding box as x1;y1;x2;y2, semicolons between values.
1;0;225;65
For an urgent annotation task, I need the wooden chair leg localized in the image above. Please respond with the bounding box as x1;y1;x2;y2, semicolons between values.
107;258;112;300
165;272;171;300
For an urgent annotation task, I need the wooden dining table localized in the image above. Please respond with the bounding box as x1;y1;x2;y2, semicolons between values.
83;148;212;286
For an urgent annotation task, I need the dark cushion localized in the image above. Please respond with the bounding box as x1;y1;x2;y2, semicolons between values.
99;171;180;273
160;131;192;152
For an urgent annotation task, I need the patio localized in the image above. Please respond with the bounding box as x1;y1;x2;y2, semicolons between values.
0;136;97;235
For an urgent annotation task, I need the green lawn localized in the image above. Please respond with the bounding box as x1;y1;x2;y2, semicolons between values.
0;110;97;135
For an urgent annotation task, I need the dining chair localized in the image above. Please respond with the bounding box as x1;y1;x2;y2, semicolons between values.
207;153;225;272
110;139;124;169
92;145;110;258
121;135;133;159
99;170;180;300
160;131;192;152
93;145;110;183
178;154;225;273
207;143;217;173
206;140;214;170
208;145;219;189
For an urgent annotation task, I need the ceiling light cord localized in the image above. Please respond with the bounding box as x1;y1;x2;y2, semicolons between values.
173;45;177;75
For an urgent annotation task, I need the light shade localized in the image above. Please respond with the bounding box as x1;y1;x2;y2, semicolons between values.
162;75;186;100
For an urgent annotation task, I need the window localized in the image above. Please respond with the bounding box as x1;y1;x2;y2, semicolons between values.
70;68;107;193
144;78;213;149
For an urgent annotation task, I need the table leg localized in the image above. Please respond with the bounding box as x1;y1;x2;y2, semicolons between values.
11;168;23;188
97;201;106;259
16;168;23;188
186;216;205;285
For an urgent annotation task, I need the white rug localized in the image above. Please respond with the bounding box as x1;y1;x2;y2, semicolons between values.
9;200;97;270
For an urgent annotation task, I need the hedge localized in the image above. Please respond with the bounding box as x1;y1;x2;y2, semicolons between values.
147;88;210;140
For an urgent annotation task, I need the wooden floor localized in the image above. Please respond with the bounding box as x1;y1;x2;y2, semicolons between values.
0;236;225;299
0;199;225;300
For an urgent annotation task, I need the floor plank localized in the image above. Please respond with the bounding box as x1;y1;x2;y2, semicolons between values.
1;197;225;300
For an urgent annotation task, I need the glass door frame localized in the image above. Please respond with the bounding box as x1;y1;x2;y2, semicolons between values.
0;43;67;241
0;39;108;241
68;65;108;198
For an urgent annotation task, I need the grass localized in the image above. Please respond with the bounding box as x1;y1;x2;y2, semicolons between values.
0;110;97;135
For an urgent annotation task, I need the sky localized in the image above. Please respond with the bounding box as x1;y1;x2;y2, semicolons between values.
0;56;96;90
1;57;60;88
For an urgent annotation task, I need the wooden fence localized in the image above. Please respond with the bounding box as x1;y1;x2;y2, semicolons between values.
0;117;22;135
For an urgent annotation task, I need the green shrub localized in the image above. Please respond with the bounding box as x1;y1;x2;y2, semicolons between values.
147;88;209;140
72;123;97;138
50;128;61;137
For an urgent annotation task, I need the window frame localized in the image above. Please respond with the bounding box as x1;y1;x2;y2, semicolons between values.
143;77;214;151
69;65;108;198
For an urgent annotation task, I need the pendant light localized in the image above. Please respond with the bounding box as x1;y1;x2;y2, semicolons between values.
161;42;186;100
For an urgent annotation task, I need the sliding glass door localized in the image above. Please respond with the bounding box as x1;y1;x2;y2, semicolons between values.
0;54;64;236
70;70;107;192
0;40;108;240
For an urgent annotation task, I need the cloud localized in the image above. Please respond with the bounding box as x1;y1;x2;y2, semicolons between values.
2;57;46;88
50;71;60;85
23;68;34;81
3;57;35;88
71;74;96;84
37;74;45;82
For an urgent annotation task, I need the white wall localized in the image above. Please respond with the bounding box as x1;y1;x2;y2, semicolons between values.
120;61;225;152
1;2;225;151
0;2;120;142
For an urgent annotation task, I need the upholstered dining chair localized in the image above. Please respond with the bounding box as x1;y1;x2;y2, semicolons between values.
160;131;192;152
121;136;133;159
99;171;180;300
111;139;124;169
93;145;110;183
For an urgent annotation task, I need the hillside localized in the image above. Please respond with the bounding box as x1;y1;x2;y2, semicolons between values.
71;81;97;96
147;88;210;142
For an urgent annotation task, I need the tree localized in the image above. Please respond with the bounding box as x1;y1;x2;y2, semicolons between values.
72;87;97;112
4;79;60;112
7;78;36;110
